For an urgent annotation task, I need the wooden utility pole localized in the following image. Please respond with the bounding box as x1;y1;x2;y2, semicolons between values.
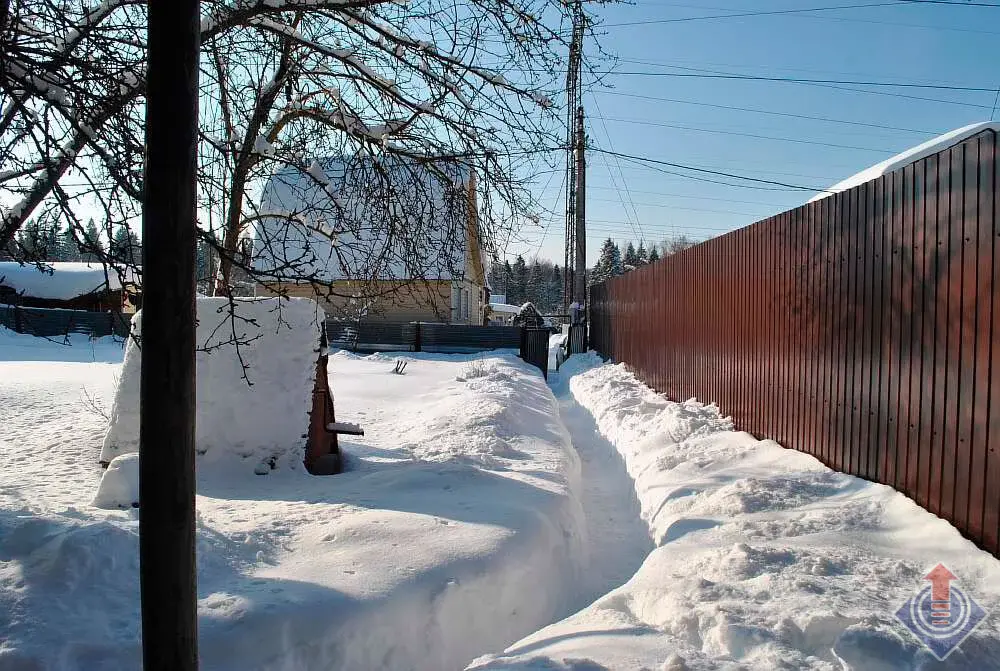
140;1;200;669
563;0;587;316
573;104;586;308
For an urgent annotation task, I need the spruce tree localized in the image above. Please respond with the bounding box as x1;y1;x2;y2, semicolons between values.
525;260;542;307
111;224;141;265
510;255;527;306
591;238;617;284
80;219;103;262
611;242;624;276
637;242;648;266
550;264;563;312
623;241;637;269
648;246;660;263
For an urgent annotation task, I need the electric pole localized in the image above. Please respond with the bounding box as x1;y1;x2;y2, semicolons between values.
563;0;586;316
574;104;586;309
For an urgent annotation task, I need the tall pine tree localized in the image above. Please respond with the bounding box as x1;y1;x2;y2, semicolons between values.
648;246;660;263
636;242;648;266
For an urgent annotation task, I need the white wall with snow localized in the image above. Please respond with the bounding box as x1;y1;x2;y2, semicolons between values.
100;297;322;472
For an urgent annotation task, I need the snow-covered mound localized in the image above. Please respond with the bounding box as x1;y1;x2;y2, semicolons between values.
810;121;1000;202
93;453;140;509
471;355;1000;670
0;261;122;299
100;297;322;472
2;338;588;670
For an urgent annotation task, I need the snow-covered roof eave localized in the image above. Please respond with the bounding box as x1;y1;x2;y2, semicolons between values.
0;262;123;300
809;121;1000;203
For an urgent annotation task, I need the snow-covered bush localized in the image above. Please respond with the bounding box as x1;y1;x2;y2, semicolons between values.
99;297;322;473
457;359;498;381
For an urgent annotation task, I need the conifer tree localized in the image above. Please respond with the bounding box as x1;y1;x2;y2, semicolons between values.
623;242;637;269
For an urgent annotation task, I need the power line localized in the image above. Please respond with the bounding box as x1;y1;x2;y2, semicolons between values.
594;90;938;134
608;70;997;92
590;94;644;241
603;1;911;27
590;147;830;192
609;1;1000;33
593;114;900;153
587;184;790;207
600;60;996;109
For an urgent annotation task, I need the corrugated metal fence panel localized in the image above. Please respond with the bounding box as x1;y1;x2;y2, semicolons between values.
0;305;129;338
324;320;522;353
588;129;1000;558
421;324;521;352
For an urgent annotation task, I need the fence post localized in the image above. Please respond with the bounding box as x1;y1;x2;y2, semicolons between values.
413;321;422;352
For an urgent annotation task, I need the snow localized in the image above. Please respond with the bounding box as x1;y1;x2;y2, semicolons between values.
810;121;1000;202
327;420;363;434
489;302;520;313
92;453;140;509
100;297;323;472
0;333;589;669
470;355;1000;670
8;322;1000;669
0;261;122;300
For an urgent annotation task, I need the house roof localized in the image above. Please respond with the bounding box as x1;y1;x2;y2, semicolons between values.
252;156;475;283
809;122;1000;203
0;262;122;300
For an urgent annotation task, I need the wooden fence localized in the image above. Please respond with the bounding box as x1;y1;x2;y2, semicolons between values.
590;128;1000;557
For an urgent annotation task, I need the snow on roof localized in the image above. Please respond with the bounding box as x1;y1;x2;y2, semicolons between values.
809;121;1000;203
0;262;122;300
489;302;520;313
253;156;473;283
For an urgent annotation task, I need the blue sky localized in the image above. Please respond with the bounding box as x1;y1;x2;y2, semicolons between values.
504;0;1000;266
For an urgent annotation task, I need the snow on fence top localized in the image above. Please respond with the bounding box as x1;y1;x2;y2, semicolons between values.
100;297;322;472
0;261;123;300
809;121;1000;203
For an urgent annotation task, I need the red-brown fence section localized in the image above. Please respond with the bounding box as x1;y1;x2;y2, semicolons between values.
589;129;1000;557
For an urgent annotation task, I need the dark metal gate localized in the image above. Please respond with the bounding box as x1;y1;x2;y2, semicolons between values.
520;328;550;379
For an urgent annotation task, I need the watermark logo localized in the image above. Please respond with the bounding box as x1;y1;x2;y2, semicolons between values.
895;563;988;660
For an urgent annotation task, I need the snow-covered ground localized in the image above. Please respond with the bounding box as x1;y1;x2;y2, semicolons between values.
5;326;1000;671
0;327;589;670
470;355;1000;670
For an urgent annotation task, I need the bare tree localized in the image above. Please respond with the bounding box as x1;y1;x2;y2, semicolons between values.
2;0;612;325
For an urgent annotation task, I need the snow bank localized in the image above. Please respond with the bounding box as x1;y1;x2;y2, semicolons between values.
100;297;322;472
0;261;122;299
471;355;1000;670
809;121;1000;202
2;339;588;670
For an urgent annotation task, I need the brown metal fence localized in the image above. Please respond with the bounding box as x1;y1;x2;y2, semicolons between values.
590;128;1000;558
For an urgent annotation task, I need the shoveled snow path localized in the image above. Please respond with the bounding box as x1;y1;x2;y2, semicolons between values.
549;369;653;612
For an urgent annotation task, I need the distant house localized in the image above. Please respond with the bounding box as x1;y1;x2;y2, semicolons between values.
0;262;124;312
253;157;487;324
